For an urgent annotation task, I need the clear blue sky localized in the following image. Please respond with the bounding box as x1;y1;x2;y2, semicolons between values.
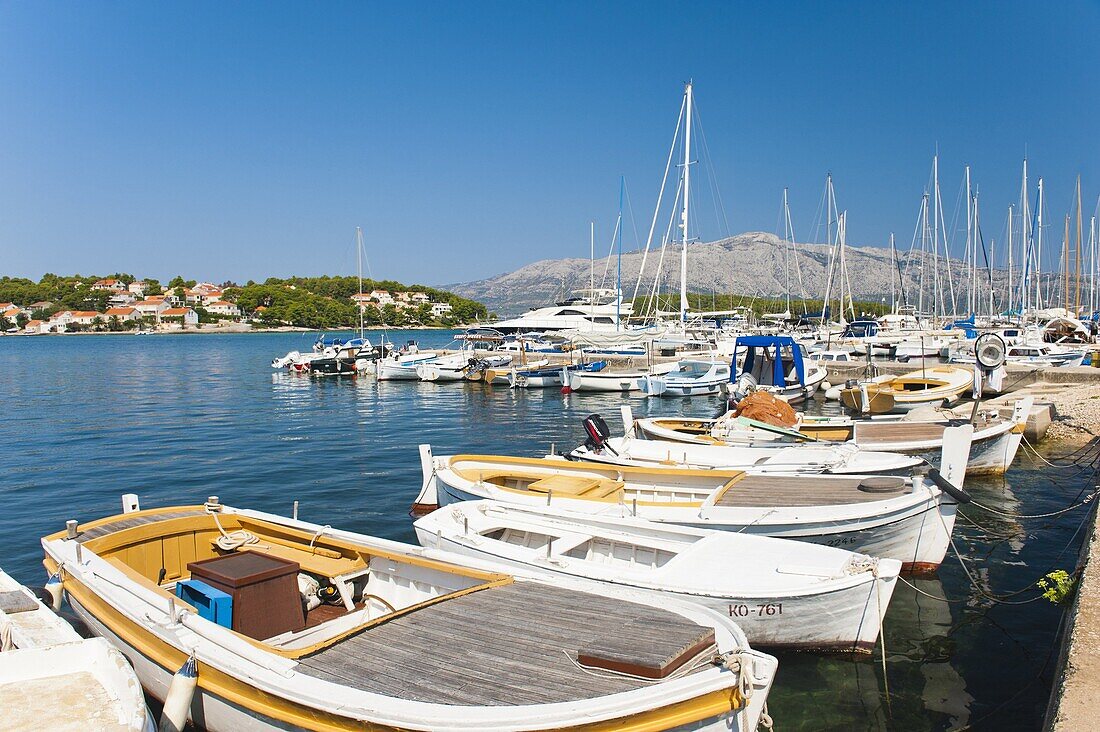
1;2;1098;286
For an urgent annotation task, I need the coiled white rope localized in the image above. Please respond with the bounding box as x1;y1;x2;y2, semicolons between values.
205;504;259;552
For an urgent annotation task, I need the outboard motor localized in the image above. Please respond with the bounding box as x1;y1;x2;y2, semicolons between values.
582;414;617;455
729;372;758;402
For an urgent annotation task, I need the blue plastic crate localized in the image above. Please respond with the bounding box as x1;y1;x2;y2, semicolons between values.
175;579;232;628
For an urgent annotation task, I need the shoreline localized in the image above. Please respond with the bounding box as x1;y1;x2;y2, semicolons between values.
2;324;476;337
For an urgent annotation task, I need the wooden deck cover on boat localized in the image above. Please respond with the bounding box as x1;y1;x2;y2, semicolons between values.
853;421;950;445
295;582;718;705
716;474;911;507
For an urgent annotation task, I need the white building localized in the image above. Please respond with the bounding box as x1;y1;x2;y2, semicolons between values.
431;302;454;318
205;301;240;317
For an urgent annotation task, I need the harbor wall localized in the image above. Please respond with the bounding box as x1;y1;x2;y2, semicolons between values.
1044;500;1100;731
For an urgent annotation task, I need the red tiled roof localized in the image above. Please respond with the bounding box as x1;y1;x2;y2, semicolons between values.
162;307;194;316
105;307;136;316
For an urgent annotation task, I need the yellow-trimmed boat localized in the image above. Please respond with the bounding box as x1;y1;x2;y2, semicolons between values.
839;366;973;414
42;498;776;732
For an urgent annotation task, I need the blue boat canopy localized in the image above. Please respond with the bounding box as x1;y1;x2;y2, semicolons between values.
731;335;805;387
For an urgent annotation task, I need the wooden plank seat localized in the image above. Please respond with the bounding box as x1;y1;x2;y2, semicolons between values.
526;475;624;499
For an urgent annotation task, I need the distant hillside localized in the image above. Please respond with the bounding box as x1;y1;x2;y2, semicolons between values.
447;231;1013;316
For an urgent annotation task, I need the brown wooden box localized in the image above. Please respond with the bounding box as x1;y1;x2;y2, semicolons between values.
187;553;305;640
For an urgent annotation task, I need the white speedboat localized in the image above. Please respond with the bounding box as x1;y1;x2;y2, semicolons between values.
639;359;730;397
566;361;677;393
375;351;442;380
415;501;901;653
42;499;776;732
418;424;973;572
0;567;153;731
631;397;1032;475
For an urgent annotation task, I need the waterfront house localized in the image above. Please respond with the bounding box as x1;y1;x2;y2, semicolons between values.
409;292;430;304
368;289;394;305
161;307;199;327
205;301;240;317
1;305;26;321
23;319;45;334
134;299;168;321
30;301;53;312
430;302;454;318
105;306;138;321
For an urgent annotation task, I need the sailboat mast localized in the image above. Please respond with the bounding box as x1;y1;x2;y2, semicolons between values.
589;221;595;306
679;82;693;323
1076;175;1083;314
965;165;973;315
1036;177;1044;314
783;188;791;315
356;226;365;339
1006;205;1014;317
617;177;624;331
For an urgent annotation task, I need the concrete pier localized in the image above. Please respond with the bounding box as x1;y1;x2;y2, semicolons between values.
1045;501;1100;731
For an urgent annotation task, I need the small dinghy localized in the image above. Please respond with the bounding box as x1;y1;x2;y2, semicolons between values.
568;413;924;475
43;498;776;732
414;501;901;653
640;359;730;397
0;567;153;731
631;397;1032;474
417;424;973;572
839;366;973;414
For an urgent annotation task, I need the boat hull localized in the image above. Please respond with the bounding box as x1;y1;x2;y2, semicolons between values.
416;529;897;654
434;477;957;572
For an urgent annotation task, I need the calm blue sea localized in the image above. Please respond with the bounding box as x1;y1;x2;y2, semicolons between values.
0;330;1090;730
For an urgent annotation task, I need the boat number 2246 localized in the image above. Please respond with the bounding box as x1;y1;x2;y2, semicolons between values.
728;603;783;618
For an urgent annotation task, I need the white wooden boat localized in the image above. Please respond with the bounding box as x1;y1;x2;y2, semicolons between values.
640;360;730;397
569;433;924;475
414;501;901;653
631;397;1032;474
375;351;441;380
42;499;777;732
0;567;153;731
567;361;676;393
839;366;973;414
484;358;551;385
418;425;973;572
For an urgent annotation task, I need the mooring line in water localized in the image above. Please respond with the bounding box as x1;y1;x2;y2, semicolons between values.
1020;435;1100;471
969;488;1100;520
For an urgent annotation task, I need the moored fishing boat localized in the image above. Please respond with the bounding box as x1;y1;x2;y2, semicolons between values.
838;365;973;414
630;397;1032;474
42;499;777;732
414;501;901;653
0;567;154;731
375;350;442;380
640;360;730;397
504;361;608;389
566;361;677;393
730;336;827;404
417;424;973;571
567;414;924;475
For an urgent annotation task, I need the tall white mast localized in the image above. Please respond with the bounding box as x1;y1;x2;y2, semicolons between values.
964;165;973;315
1006;205;1014;317
356;226;365;338
589;221;595;306
1036;177;1044;314
679;82;693;322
